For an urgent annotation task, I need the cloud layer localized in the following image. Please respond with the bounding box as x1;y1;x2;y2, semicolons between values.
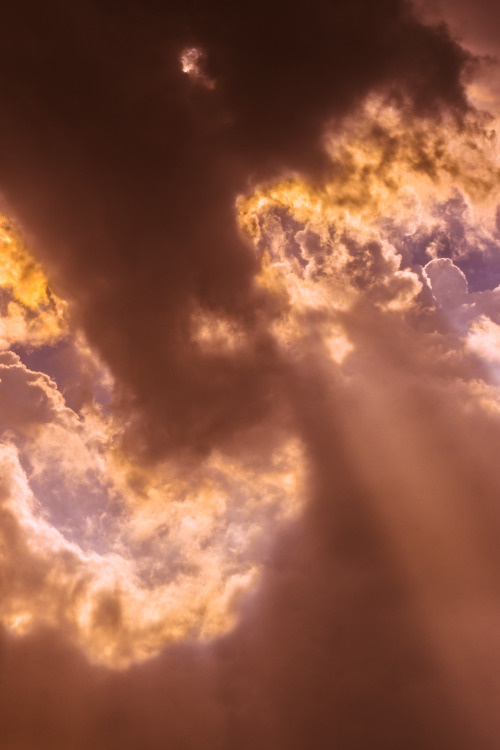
1;1;500;748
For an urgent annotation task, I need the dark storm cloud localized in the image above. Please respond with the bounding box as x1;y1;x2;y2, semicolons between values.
2;2;500;749
0;0;471;457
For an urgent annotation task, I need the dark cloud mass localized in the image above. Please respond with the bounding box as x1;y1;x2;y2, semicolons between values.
1;1;500;749
0;0;470;456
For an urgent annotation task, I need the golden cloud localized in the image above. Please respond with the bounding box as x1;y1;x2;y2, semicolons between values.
2;95;500;674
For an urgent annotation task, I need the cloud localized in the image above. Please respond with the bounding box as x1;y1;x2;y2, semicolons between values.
0;330;305;666
1;1;500;749
424;257;469;307
0;0;474;459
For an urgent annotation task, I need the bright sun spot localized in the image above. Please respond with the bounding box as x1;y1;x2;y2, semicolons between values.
179;46;214;88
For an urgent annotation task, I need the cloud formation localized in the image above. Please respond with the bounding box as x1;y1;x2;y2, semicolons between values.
0;0;473;458
1;1;500;748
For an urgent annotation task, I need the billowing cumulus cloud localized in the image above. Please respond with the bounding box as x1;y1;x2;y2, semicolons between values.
0;266;304;665
1;0;500;749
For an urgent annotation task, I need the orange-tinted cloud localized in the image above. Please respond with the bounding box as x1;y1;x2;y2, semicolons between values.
1;1;500;748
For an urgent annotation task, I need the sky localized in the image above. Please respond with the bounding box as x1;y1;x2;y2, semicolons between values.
1;0;500;747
